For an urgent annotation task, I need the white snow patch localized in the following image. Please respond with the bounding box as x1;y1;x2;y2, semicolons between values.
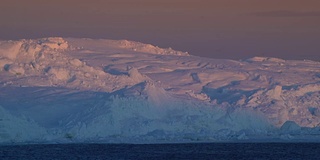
47;67;71;81
0;41;23;60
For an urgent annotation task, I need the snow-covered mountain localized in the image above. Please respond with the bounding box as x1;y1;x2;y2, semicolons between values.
0;37;319;143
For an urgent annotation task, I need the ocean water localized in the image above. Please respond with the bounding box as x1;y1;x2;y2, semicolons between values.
1;143;319;160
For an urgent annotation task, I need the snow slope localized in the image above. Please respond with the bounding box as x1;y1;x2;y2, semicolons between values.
0;37;319;143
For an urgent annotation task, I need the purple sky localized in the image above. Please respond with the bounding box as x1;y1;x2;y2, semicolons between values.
1;0;319;60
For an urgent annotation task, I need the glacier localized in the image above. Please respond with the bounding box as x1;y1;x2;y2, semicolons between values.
0;37;320;143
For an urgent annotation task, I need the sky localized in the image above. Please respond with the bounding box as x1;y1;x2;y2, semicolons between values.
0;0;319;61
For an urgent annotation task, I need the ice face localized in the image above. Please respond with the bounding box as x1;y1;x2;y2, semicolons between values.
0;87;272;143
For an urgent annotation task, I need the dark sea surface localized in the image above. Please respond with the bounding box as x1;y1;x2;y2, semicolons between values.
0;143;319;160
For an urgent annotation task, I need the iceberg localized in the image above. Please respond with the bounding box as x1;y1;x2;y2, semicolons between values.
0;38;320;143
